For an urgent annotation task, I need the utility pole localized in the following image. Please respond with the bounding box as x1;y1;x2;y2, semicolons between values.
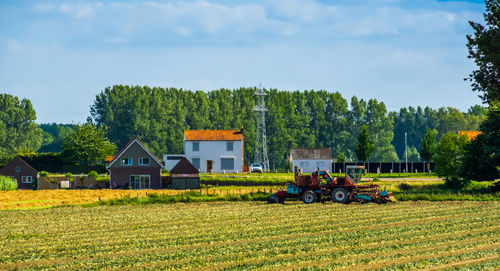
405;132;408;173
253;84;270;171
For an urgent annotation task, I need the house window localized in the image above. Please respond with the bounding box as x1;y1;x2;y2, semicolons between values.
15;167;21;173
22;176;32;183
192;158;200;169
221;158;234;170
130;175;150;189
121;158;133;165
192;142;199;152
227;142;233;151
138;158;150;165
316;161;325;167
300;162;309;167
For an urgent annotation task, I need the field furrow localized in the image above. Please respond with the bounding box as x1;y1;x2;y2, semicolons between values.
0;201;498;270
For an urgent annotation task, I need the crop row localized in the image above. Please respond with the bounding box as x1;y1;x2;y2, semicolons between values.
0;201;498;270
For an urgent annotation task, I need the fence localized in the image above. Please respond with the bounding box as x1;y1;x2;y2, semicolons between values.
38;176;109;190
332;162;435;174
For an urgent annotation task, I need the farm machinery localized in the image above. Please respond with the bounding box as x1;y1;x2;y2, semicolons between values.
268;166;393;204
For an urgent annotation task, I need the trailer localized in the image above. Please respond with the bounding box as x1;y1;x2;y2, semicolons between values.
268;166;393;204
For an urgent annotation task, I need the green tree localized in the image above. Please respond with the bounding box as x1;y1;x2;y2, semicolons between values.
39;123;75;152
434;132;469;188
460;106;500;181
336;152;346;163
355;124;374;164
466;0;500;104
420;127;438;172
404;147;421;163
0;94;42;162
365;99;398;161
61;123;116;166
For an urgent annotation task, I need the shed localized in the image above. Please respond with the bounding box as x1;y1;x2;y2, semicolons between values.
0;157;38;189
170;157;200;190
290;148;332;173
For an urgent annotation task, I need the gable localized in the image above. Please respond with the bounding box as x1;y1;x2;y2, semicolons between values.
0;157;38;176
107;139;163;168
170;158;199;174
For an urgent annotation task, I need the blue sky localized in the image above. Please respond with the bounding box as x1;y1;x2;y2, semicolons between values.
0;0;486;123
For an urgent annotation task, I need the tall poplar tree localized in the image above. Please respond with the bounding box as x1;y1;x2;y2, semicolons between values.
355;124;374;165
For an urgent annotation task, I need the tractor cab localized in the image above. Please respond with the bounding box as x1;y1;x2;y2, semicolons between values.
345;165;364;184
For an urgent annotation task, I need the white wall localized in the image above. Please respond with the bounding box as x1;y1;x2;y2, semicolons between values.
184;140;243;173
292;159;332;173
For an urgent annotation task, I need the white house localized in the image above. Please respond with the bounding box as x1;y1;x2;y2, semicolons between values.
162;154;186;171
184;129;244;173
290;148;332;173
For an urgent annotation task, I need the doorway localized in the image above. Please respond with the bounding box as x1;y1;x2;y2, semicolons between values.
207;160;213;173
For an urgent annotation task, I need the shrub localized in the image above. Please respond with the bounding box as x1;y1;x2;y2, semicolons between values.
0;176;17;191
162;168;169;174
87;171;99;179
96;176;110;183
65;172;74;182
39;171;49;177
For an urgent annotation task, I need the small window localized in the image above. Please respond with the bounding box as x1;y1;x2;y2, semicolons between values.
300;162;309;167
316;161;325;167
227;142;233;151
121;158;133;165
193;142;199;152
15;167;21;173
139;158;150;165
192;158;200;169
22;176;32;183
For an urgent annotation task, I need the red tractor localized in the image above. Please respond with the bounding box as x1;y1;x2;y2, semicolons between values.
268;165;393;204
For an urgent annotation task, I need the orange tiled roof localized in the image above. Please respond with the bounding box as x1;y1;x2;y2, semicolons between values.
458;131;482;140
185;130;243;141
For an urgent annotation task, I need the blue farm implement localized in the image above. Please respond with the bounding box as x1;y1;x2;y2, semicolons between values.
268;165;393;204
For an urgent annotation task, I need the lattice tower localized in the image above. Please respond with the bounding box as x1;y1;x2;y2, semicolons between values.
253;85;270;171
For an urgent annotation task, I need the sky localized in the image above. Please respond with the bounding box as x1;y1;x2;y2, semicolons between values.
0;0;487;124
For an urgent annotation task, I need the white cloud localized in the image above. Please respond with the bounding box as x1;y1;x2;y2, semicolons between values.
59;3;101;19
34;3;55;13
6;39;22;52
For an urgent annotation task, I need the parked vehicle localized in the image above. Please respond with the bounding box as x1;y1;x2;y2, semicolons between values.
268;165;393;204
250;163;263;173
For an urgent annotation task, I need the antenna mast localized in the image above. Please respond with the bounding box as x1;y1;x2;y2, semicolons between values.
253;84;270;171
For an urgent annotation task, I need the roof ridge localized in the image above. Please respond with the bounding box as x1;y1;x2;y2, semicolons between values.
106;138;163;168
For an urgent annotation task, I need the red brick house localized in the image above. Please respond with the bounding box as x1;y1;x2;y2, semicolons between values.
106;138;164;189
0;157;38;189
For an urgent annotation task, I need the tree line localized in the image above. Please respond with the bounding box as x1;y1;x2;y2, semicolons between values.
87;85;485;170
0;88;485;171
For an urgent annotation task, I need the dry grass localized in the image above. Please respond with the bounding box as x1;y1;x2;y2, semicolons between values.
0;187;278;210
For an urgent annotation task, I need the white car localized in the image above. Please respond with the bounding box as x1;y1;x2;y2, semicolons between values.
250;163;263;173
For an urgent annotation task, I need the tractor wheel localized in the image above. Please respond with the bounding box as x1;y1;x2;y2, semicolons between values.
301;191;317;204
331;188;349;204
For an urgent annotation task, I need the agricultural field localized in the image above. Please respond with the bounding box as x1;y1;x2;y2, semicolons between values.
0;187;278;210
0;201;499;270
